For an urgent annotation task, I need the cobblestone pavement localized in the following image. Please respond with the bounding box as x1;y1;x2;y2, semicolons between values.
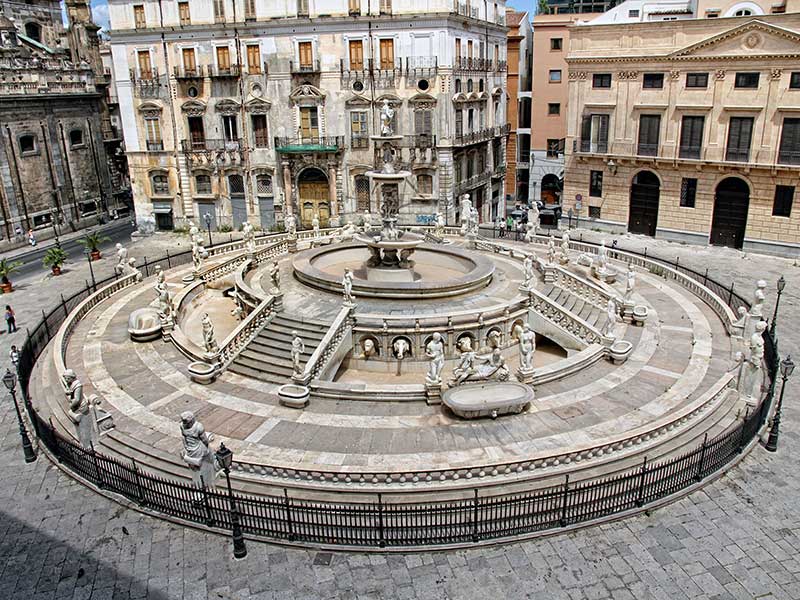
1;229;799;600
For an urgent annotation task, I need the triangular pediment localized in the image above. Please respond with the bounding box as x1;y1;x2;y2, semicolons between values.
344;94;371;108
289;84;325;105
244;97;271;113
671;20;800;59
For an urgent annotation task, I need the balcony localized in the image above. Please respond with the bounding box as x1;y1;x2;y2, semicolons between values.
455;169;492;195
146;141;164;152
497;123;511;136
406;56;438;77
678;145;702;160
209;64;240;78
778;150;800;165
402;134;437;149
455;127;495;146
455;2;481;19
637;143;659;157
290;60;320;75
101;122;122;143
579;139;609;154
174;65;205;79
274;136;343;153
454;57;491;72
181;139;242;153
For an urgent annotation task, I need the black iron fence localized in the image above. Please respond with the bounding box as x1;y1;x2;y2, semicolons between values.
14;234;779;549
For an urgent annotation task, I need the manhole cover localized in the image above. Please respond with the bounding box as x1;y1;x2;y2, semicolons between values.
552;405;584;419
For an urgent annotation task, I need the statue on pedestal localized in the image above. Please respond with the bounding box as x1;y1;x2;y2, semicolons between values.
243;222;256;255
114;243;128;275
312;213;320;238
291;331;305;374
547;233;557;265
285;213;297;238
517;324;536;372
750;280;767;318
602;298;619;337
741;320;767;404
63;369;93;448
380;99;395;137
269;260;281;294
201;313;219;356
425;332;445;385
625;265;636;302
597;240;609;273
559;232;570;265
342;268;356;306
190;226;208;272
434;212;445;237
180;411;217;489
522;254;535;291
154;266;174;320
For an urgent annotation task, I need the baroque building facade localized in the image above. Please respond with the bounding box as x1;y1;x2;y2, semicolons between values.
0;0;126;245
563;12;800;256
108;0;509;232
504;10;532;207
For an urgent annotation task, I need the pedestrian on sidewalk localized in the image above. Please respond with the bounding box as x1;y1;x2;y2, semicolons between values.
27;229;36;247
5;305;17;333
9;345;19;370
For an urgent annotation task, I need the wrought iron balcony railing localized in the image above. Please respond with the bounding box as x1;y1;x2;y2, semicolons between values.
725;148;750;162
637;143;659;157
181;139;242;152
209;64;241;78
777;150;800;165
579;139;609;154
274;136;343;153
290;60;320;74
146;141;164;152
174;65;205;79
678;145;702;160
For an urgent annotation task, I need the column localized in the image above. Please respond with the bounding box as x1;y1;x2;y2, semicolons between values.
328;162;339;225
282;161;293;216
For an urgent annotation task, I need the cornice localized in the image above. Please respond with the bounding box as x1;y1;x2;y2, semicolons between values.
566;53;800;64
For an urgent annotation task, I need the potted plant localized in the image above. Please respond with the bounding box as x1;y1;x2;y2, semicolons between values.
78;231;110;261
0;259;22;293
43;247;68;276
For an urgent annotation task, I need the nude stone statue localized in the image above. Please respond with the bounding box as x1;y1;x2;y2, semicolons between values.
625;265;636;302
201;313;218;355
522;254;535;290
602;298;619;337
269;260;281;293
425;332;445;385
114;243;128;275
291;331;305;373
242;221;256;255
517;323;536;372
547;233;557;265
285;213;297;237
380;98;395;136
742;320;767;403
342;268;356;306
559;232;570;265
312;213;320;238
750;280;767;318
180;411;217;488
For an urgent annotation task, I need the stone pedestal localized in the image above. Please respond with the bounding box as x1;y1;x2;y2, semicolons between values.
516;368;535;385
600;334;616;349
288;237;298;254
622;301;635;324
160;316;174;341
272;291;284;312
182;273;197;285
425;381;442;405
465;233;477;250
543;266;556;285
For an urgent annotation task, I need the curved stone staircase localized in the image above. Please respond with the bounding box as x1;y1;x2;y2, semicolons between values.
541;283;605;329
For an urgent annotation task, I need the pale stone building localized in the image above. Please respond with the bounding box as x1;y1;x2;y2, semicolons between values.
504;10;532;207
108;0;509;232
563;12;800;255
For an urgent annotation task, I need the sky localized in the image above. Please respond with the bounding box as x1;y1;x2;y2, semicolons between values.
87;0;532;32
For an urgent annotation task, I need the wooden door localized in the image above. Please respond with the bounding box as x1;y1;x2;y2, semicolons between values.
628;171;660;237
182;48;196;73
216;46;230;71
137;51;152;78
349;40;364;70
298;41;313;68
246;44;261;74
710;178;750;249
299;182;330;228
379;39;394;70
300;108;319;139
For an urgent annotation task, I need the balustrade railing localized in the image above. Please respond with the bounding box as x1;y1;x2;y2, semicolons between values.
217;296;276;369
295;305;353;385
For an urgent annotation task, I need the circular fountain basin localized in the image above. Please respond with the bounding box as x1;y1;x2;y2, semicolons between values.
293;242;495;299
443;382;534;419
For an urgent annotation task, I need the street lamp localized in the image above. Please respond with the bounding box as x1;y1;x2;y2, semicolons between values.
766;354;794;452
203;212;213;248
84;248;96;290
214;442;247;559
49;205;61;250
770;275;786;339
2;369;37;463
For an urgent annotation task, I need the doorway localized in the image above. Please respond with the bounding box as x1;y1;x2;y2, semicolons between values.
298;168;330;228
710;177;750;249
628;171;660;237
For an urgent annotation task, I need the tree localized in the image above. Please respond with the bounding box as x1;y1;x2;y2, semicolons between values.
537;0;550;14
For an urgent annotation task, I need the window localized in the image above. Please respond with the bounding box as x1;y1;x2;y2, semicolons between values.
216;46;231;72
580;114;609;153
637;114;661;156
355;175;370;212
151;173;169;196
414;109;433;136
589;170;603;197
549;69;562;83
726;117;753;162
246;45;261;75
297;0;309;16
69;129;84;148
778;118;800;165
467;79;473;93
213;0;225;21
588;206;601;219
734;72;759;88
773;185;794;217
256;175;273;196
548;103;560;116
188;116;205;148
144;117;162;150
680;178;697;208
300;107;319;138
734;8;752;15
790;72;800;89
133;5;145;28
628;9;640;17
455;38;461;60
24;22;42;42
178;2;191;25
550;38;562;51
417;174;433;196
467;40;473;59
298;41;313;69
196;175;212;195
252;115;268;148
454;79;462;93
455;110;463;137
182;48;196;74
379;0;392;14
245;0;256;19
349;40;364;70
222;115;238;142
679;116;704;159
349;0;361;14
643;73;664;89
467;109;474;133
686;72;708;88
350;111;368;148
137;50;152;79
379;39;395;70
546;139;562;158
18;134;36;154
593;73;611;89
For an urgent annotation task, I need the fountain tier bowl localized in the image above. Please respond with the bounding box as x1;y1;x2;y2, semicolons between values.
292;242;495;299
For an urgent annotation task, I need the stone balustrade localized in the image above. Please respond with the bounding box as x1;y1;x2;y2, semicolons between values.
528;287;602;346
217;296;277;369
550;265;618;310
295;305;354;385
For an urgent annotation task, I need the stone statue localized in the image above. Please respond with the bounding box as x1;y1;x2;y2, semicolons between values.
243;222;256;255
359;337;377;360
602;298;619;337
596;240;609;273
559;232;570;265
180;411;217;488
524;221;536;243
154;266;174;319
342;268;356;306
528;203;540;233
114;243;128;275
742;320;767;403
285;213;297;238
425;332;445;385
190;227;208;272
750;280;767;318
547;233;557;265
362;210;374;232
434;212;446;237
312;213;320;238
380;99;395;136
522;254;535;290
125;257;143;282
625;265;635;302
63;369;93;448
340;220;356;241
451;338;477;385
451;345;510;386
393;337;410;360
291;331;305;373
517;324;536;372
468;206;479;237
460;194;475;236
231;298;244;321
201;313;219;355
486;329;502;350
269;260;281;294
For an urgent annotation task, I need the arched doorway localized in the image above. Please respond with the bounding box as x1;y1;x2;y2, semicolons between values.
541;173;562;205
710;177;750;249
297;168;330;229
628;171;660;237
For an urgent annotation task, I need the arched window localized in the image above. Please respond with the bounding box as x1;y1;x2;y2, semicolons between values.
228;174;245;195
69;129;84;148
454;79;462;93
417;174;433;196
355;175;370;212
195;174;212;195
25;22;41;43
467;79;474;92
734;8;752;15
478;79;484;92
150;172;170;196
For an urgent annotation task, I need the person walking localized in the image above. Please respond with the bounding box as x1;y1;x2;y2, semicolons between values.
5;305;18;333
9;345;19;370
27;229;36;247
498;217;506;238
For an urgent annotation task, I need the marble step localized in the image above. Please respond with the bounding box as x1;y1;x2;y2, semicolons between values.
235;352;301;374
259;325;326;345
244;339;314;360
228;362;289;385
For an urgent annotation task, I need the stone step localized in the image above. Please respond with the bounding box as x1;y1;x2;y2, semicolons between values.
245;339;314;360
262;322;327;342
235;351;299;374
228;362;291;385
272;313;331;330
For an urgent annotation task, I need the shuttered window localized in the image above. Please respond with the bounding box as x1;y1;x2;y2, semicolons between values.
580;114;609;153
298;42;313;68
216;46;231;71
637;115;661;156
137;51;152;79
182;48;196;73
246;45;261;74
415;110;432;136
379;39;395;70
252;115;269;148
349;40;364;70
726;117;753;162
778;118;800;165
679;116;704;159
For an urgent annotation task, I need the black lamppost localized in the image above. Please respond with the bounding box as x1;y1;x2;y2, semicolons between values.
84;248;96;290
766;354;794;452
214;443;247;559
203;213;213;248
770;276;786;339
49;206;61;250
3;369;37;463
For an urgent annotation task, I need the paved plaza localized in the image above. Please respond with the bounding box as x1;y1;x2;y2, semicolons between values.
1;229;800;599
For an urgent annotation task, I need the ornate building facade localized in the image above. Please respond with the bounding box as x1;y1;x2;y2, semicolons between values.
563;13;800;255
107;0;509;232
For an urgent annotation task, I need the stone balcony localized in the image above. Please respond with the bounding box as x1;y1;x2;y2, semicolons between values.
0;58;97;96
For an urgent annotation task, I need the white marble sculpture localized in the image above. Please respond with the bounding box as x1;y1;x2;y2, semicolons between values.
312;213;320;238
243;221;256;255
393;337;410;360
528;203;540;233
125;257;143;282
450;338;477;385
434;212;445;237
487;329;502;350
342;268;356;306
602;298;618;337
451;345;510;386
547;233;557;265
180;411;217;488
201;313;219;355
359;338;377;360
380;99;395;136
269;260;281;294
340;220;356;242
231;299;244;321
362;210;374;232
63;369;93;448
750;280;767;318
291;331;305;373
597;240;609;273
559;232;570;265
625;265;636;302
425;332;445;385
460;194;478;237
741;320;767;403
517;324;536;372
190;227;208;272
522;254;535;291
285;213;297;238
113;243;128;275
154;266;174;319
